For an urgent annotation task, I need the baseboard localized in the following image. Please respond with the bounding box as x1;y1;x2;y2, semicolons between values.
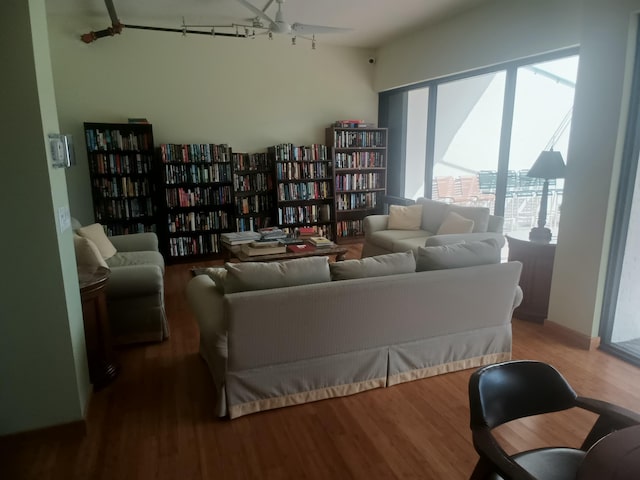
545;320;600;350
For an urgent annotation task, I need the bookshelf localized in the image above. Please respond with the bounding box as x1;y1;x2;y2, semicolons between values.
232;152;275;232
326;127;388;243
159;143;234;260
269;143;334;239
84;122;157;236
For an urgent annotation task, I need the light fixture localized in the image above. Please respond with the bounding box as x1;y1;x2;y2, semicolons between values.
527;150;566;242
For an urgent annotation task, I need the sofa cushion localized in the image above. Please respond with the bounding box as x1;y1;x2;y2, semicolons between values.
393;236;434;254
416;238;501;271
416;197;450;233
205;267;227;294
330;251;416;281
76;223;117;259
436;211;475;235
73;234;109;269
448;204;490;233
368;229;431;252
106;251;165;272
224;256;331;294
387;204;423;230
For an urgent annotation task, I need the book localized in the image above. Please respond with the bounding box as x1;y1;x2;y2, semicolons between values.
309;236;334;247
241;244;287;256
221;231;261;245
287;244;316;253
258;226;287;240
250;240;281;248
279;237;304;246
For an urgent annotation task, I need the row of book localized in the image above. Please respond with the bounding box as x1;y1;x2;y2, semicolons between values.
336;219;364;237
159;143;231;164
235;216;272;233
333;120;376;128
334;151;385;169
276;161;331;181
335;173;384;192
95;198;154;221
335;192;379;211
89;153;153;176
167;210;230;233
92;177;152;199
232;152;271;172
235;194;274;215
270;144;328;162
85;128;153;152
164;186;233;208
278;205;331;225
163;163;232;185
168;234;223;257
234;172;273;192
103;222;156;237
277;181;332;202
331;130;386;149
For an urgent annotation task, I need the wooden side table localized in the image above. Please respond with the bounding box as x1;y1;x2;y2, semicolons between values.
506;233;556;323
78;266;119;389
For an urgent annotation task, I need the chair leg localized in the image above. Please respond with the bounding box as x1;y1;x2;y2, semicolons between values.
469;458;494;480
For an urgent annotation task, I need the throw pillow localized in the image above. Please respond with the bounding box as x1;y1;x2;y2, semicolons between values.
415;197;450;234
329;251;416;281
387;204;423;230
223;256;331;294
205;267;227;294
73;234;110;269
76;223;117;259
416;238;501;271
448;204;490;233
436;211;475;235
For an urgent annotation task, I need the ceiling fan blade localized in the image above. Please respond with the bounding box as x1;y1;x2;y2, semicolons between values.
291;23;352;35
235;0;276;27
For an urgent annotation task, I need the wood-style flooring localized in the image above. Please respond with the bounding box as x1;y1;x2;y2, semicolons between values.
2;244;640;480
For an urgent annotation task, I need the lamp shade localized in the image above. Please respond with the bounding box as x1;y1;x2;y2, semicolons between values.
527;150;566;179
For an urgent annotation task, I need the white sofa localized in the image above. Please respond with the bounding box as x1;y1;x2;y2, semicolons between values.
362;197;505;257
186;255;523;419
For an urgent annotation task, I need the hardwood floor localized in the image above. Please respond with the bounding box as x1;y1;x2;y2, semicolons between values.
3;245;640;480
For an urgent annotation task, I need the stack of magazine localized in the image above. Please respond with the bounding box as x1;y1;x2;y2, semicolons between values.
221;231;261;246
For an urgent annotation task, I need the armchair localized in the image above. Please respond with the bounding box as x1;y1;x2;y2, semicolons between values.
72;219;169;346
362;197;505;258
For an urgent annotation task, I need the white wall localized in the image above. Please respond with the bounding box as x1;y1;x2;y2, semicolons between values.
0;0;89;436
47;15;377;224
375;0;640;339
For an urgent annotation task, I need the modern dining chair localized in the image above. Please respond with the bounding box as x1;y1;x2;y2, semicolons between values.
468;360;640;480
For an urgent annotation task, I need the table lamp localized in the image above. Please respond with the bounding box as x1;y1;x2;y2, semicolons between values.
527;150;566;242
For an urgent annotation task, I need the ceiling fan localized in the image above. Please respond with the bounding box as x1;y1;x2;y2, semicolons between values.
234;0;352;37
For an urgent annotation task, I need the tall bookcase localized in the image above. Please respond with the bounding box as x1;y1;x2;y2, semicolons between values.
270;143;334;238
232;152;275;232
159;143;234;260
84;122;157;236
326;127;388;243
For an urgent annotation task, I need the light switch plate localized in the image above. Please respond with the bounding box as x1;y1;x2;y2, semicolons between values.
58;206;71;233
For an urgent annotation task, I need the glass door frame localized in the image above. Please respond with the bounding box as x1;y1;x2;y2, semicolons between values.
599;21;640;367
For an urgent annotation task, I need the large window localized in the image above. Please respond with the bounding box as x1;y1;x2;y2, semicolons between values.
388;50;579;236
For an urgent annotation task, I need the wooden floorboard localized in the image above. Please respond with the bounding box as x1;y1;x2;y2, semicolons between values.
2;244;640;480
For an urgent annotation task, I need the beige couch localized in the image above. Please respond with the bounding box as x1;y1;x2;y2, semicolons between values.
186;254;522;419
362;197;505;257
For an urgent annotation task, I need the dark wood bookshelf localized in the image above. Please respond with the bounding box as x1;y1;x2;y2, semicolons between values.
326;126;388;243
84;122;158;237
232;152;275;232
269;143;334;239
159;143;234;261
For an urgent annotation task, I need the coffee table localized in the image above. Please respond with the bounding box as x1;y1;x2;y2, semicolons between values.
223;242;348;262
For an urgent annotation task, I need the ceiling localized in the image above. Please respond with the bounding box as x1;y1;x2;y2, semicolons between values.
46;0;489;48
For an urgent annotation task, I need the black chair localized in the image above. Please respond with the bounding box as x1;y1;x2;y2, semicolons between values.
468;360;640;480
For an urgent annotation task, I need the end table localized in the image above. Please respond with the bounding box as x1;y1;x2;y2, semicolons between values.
78;266;119;389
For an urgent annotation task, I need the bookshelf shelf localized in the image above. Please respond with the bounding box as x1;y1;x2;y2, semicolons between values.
85;122;158;237
326;126;388;243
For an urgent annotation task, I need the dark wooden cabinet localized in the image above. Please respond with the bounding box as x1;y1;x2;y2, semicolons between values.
506;234;556;323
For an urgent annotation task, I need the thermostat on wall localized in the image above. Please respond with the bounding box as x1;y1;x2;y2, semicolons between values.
49;133;75;168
